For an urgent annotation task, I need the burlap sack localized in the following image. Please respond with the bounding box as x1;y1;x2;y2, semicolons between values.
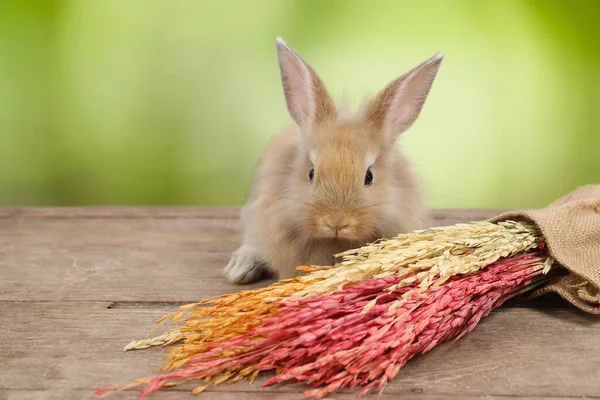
488;185;600;314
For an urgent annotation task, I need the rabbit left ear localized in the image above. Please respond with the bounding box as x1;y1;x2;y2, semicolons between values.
276;37;337;129
366;52;443;141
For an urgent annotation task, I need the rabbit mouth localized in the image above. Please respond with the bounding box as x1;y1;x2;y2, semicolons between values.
316;227;372;244
315;215;361;239
304;208;373;241
323;223;351;237
317;222;360;241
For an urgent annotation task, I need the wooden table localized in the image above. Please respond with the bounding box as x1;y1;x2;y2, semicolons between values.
1;207;599;400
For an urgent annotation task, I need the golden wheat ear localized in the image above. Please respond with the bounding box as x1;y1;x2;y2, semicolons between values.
275;37;337;129
365;52;443;141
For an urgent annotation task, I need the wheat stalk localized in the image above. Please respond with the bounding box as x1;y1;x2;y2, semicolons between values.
124;329;183;351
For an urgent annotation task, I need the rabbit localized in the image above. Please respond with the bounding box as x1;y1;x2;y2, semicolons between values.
224;37;443;284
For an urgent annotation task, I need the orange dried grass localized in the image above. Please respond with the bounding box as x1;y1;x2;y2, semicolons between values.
143;270;324;372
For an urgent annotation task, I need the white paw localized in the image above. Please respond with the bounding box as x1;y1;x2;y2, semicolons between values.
224;246;269;284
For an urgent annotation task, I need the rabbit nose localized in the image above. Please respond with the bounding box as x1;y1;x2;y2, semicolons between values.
325;222;349;236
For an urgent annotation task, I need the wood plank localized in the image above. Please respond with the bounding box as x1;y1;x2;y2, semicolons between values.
1;301;599;399
0;391;589;400
0;209;506;302
0;214;267;301
0;207;504;221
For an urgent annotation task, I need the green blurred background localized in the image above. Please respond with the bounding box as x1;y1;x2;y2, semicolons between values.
1;0;598;208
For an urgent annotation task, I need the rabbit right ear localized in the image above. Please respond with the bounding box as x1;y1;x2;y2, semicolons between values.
276;38;336;129
365;52;443;142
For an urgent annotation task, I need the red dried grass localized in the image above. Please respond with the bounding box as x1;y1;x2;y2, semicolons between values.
130;249;549;399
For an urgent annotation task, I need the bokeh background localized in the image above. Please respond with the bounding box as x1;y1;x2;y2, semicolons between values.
1;0;598;208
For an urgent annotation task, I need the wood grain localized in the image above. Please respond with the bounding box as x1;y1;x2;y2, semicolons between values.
0;207;504;221
1;301;598;399
0;208;503;302
1;391;588;400
1;207;598;400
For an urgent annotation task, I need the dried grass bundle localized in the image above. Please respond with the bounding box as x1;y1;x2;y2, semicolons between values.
96;220;553;399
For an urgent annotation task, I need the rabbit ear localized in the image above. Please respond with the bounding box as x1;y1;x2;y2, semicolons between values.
276;37;336;128
366;52;443;141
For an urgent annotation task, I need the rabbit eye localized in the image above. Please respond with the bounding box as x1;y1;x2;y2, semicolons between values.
364;168;373;186
308;168;315;183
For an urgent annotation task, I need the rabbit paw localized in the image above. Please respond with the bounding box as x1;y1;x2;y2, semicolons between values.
224;245;270;284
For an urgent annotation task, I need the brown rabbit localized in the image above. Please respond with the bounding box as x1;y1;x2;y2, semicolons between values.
224;38;443;284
